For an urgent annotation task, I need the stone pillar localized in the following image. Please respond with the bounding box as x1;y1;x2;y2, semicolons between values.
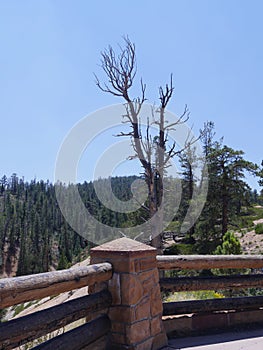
90;237;167;350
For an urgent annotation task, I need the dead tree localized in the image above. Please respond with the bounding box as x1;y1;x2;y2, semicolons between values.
95;37;192;253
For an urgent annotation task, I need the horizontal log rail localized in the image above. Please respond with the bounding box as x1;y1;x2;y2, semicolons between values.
160;274;263;292
0;290;112;350
159;255;263;326
163;295;263;316
2;252;263;348
0;262;112;309
157;255;263;270
33;315;111;350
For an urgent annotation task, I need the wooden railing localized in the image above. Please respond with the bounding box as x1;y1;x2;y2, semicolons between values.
1;243;263;349
0;263;112;350
157;255;263;335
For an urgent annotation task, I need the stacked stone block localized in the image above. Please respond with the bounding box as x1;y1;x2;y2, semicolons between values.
90;237;167;350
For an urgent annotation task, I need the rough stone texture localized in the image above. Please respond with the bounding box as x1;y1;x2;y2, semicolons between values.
152;333;169;350
90;237;167;350
135;297;151;320
151;315;162;336
109;305;136;323
121;274;144;305
192;312;227;331
108;273;121;305
125;319;151;343
163;309;263;338
135;338;154;350
111;321;126;333
150;288;164;317
228;309;263;325
163;315;192;336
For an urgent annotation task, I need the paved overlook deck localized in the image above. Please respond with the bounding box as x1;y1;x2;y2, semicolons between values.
164;328;263;350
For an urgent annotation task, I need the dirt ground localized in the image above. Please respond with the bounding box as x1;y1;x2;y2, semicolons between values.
235;218;263;255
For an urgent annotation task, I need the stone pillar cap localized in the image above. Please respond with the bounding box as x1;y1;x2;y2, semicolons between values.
91;237;156;256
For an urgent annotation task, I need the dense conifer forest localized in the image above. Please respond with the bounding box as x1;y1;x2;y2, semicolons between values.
0;123;262;277
0;175;146;277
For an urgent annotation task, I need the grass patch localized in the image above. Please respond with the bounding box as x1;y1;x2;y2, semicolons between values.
234;205;263;230
12;300;37;317
255;223;263;234
163;290;225;302
164;243;195;255
13;303;26;317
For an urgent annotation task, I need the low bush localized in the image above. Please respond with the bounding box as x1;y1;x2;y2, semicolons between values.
164;243;195;255
255;223;263;234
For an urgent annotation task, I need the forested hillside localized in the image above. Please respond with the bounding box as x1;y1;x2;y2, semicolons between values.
0;175;146;277
0;123;262;278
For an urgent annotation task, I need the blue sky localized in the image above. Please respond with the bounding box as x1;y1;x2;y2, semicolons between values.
0;0;262;190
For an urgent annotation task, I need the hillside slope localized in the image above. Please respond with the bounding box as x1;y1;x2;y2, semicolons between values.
3;257;90;322
236;218;263;255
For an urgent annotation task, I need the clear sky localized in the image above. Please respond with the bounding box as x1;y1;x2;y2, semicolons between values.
1;0;262;190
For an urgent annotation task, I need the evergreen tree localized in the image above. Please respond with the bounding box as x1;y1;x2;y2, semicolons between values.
195;123;257;253
214;231;242;255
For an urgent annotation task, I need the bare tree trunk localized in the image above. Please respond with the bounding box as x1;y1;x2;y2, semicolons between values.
222;168;229;236
96;37;192;253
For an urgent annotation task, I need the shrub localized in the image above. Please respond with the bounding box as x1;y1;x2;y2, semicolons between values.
255;223;263;234
164;243;195;255
214;231;241;255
